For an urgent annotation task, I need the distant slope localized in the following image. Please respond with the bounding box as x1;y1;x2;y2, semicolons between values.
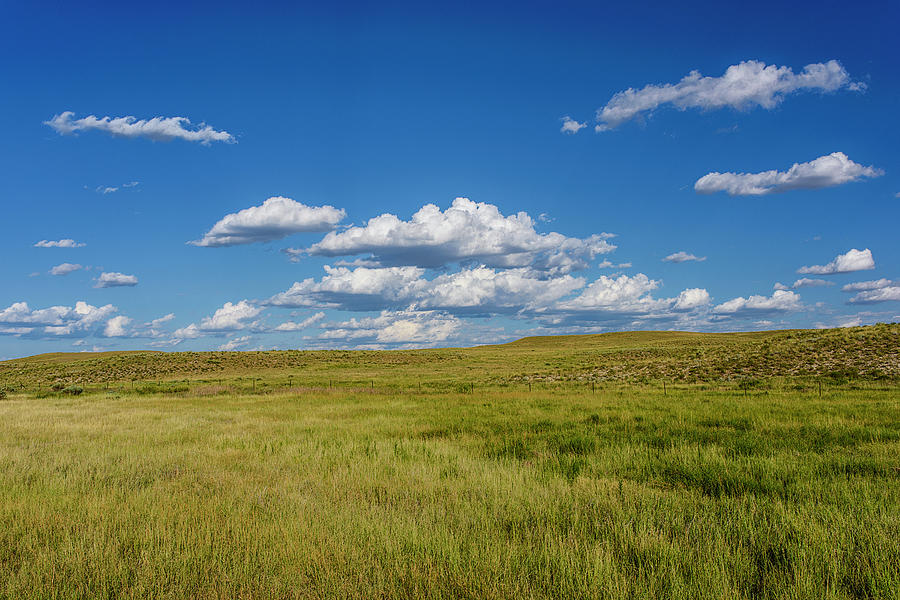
7;351;162;365
1;325;897;390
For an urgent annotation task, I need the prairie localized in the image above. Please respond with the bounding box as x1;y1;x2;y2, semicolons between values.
0;325;897;599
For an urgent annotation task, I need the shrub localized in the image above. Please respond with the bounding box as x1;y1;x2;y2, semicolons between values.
63;385;84;396
0;389;7;400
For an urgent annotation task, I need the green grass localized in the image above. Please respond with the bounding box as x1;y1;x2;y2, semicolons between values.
0;328;898;598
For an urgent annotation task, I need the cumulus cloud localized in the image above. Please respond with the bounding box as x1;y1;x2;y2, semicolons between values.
555;273;671;314
774;278;834;290
662;251;706;263
301;198;615;274
267;265;710;326
674;288;711;310
199;300;262;331
218;335;252;351
267;266;427;311
416;267;585;314
45;111;235;144
273;312;326;331
94;272;139;288
174;300;262;339
848;286;900;304
594;60;861;131
0;301;117;338
267;265;586;315
190;196;346;247
560;116;587;134
713;290;802;315
841;279;896;292
103;316;132;337
694;152;882;196
34;239;85;248
49;263;83;276
797;248;875;275
318;310;461;345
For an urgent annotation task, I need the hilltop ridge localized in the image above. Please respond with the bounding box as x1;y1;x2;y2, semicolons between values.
1;324;896;391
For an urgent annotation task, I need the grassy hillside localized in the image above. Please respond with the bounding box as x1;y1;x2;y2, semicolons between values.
0;325;897;598
1;324;897;393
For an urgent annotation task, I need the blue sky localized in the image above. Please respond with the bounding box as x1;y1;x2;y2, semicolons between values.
1;0;898;358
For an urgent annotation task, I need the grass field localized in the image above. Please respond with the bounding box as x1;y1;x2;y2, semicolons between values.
0;327;898;598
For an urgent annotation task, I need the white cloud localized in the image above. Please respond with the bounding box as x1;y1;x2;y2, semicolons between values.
318;310;461;345
190;196;346;247
140;313;177;339
674;288;711;310
775;278;834;290
94;272;139;288
267;265;711;326
34;239;85;248
199;300;262;331
267;265;585;315
302;198;615;274
713;290;802;315
218;335;252;351
560;116;587;134
848;286;900;304
96;181;138;194
49;263;83;276
267;266;427;311
797;248;875;275
45;111;235;144
273;312;326;331
662;251;706;263
596;260;632;269
555;273;671;314
694;152;882;196
841;279;896;292
594;60;861;131
174;300;262;339
148;313;176;328
417;267;585;313
171;324;201;339
0;301;117;338
103;316;132;337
